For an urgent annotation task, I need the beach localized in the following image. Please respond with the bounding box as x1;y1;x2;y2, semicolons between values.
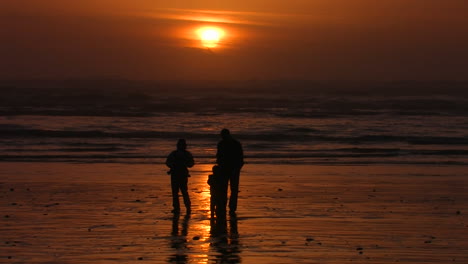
2;0;468;262
1;162;467;263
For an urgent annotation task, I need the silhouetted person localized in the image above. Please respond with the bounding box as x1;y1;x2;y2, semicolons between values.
166;139;194;214
208;165;228;218
216;129;244;213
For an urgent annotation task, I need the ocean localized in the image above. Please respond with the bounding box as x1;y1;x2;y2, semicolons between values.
1;81;468;166
2;81;468;263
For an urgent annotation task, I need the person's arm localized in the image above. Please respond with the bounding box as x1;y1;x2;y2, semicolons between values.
216;142;221;165
166;152;175;168
186;151;195;168
238;142;244;168
239;143;244;168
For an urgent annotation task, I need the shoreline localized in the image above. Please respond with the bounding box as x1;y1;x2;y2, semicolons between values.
1;161;467;182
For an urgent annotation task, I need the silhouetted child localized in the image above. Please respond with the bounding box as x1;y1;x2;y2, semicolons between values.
166;139;194;214
208;165;227;218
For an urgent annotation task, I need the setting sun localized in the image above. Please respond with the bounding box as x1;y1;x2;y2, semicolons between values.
196;26;225;48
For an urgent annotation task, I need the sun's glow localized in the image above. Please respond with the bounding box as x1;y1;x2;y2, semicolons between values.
196;27;225;48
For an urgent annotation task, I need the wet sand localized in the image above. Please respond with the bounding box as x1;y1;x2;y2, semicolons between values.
1;162;467;263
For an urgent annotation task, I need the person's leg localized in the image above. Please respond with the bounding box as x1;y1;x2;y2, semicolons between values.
215;167;230;217
229;169;240;212
210;188;215;218
217;181;228;217
179;177;191;211
171;178;180;213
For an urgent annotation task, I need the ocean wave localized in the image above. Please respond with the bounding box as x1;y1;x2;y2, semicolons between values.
0;128;210;139
4;147;124;152
2;85;468;118
1;147;467;161
1;155;467;166
1;128;468;145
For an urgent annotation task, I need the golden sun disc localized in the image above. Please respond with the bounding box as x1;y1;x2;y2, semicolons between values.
196;26;225;48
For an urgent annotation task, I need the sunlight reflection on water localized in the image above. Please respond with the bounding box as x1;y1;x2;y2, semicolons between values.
192;164;214;263
167;163;243;263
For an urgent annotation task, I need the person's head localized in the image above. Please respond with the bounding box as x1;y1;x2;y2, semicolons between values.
220;128;231;140
212;165;220;174
177;139;187;150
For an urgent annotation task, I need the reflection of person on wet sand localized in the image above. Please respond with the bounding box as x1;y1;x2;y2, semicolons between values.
210;212;241;263
168;213;190;263
166;139;194;214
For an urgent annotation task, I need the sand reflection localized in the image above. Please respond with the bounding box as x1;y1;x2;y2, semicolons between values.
168;213;191;263
210;213;242;263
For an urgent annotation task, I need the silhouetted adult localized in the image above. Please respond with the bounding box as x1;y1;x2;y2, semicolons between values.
216;129;244;213
166;139;194;214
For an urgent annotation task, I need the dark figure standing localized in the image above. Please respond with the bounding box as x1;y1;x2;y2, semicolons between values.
208;165;228;218
166;139;194;214
216;129;244;213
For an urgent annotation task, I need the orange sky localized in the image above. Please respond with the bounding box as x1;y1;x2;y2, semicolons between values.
1;0;467;80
